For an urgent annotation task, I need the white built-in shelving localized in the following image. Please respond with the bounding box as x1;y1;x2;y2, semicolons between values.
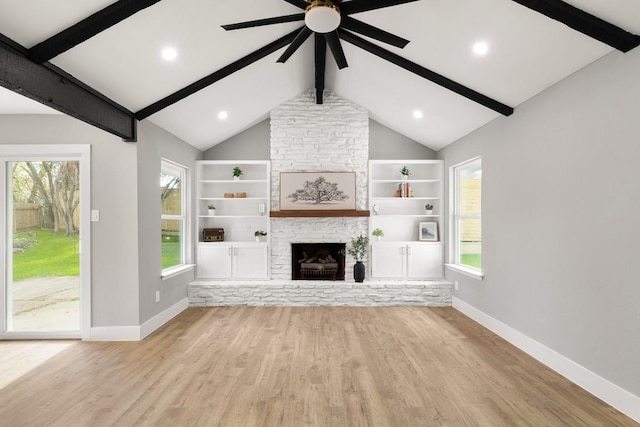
369;160;443;279
196;160;270;280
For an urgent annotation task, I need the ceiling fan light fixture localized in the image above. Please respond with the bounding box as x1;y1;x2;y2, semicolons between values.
305;0;341;33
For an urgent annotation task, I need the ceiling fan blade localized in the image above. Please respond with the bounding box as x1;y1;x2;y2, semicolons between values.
277;26;313;63
314;33;327;104
324;30;348;69
341;16;409;48
338;29;514;116
282;0;309;9
340;0;420;15
222;13;304;30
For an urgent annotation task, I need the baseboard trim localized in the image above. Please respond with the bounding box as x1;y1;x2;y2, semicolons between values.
452;296;640;423
89;298;189;342
140;297;189;340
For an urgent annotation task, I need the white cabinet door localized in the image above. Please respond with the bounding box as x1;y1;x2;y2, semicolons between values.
197;244;232;279
407;243;442;279
233;244;269;279
371;243;406;279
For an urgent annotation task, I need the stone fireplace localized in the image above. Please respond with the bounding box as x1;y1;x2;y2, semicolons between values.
270;90;369;280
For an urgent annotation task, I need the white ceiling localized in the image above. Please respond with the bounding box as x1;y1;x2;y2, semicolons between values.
0;0;638;151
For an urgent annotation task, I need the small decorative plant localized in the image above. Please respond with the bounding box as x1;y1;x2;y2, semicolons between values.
372;228;384;238
400;166;410;177
425;204;433;210
207;204;216;210
254;230;267;237
342;234;369;262
232;167;243;178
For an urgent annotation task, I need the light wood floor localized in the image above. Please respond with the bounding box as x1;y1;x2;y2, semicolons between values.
0;307;636;426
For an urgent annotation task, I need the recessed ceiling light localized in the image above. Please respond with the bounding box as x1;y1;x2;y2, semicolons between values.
217;111;228;120
413;110;423;119
472;41;489;56
161;46;177;61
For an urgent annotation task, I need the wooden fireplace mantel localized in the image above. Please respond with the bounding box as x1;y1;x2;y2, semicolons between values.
270;210;370;218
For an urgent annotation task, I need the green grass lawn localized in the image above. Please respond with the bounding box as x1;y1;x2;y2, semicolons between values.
13;229;79;280
460;253;482;269
162;234;181;269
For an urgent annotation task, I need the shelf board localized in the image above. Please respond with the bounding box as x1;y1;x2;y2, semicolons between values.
199;180;267;184
200;197;267;201
371;179;440;183
371;214;440;218
270;210;370;218
371;197;440;200
199;215;266;218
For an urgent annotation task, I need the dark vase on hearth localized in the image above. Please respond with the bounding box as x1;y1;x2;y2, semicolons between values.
354;261;365;283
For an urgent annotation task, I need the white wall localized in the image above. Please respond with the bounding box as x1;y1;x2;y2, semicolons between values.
438;48;640;399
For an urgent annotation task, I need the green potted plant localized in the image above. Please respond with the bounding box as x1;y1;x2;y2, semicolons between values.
400;165;410;180
372;228;384;241
343;234;369;282
425;204;433;215
254;230;267;242
207;204;216;216
232;166;243;180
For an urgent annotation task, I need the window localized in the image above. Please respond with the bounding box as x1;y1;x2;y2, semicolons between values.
451;157;482;273
161;160;188;273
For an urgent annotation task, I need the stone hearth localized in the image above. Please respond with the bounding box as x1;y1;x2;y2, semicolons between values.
189;280;452;307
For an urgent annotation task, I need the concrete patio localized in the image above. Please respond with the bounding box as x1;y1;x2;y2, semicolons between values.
10;276;79;332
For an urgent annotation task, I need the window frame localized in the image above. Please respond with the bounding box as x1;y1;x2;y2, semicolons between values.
161;159;191;277
448;156;483;280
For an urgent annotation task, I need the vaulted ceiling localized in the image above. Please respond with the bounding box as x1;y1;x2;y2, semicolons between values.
1;0;638;151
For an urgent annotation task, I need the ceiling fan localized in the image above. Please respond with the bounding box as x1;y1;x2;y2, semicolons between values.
222;0;419;104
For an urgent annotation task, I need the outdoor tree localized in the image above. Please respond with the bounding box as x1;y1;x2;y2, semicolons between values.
287;176;349;205
57;162;80;235
18;161;80;235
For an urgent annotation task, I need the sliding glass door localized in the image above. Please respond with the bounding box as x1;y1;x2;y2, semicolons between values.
1;146;90;339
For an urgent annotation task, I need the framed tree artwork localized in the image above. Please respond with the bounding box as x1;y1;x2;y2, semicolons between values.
280;172;356;210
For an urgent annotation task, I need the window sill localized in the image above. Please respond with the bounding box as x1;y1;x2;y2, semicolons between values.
445;264;484;280
161;264;195;281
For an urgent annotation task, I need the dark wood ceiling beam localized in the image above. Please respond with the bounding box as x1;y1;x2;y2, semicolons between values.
29;0;163;63
0;36;137;141
511;0;640;52
136;29;301;120
339;30;514;116
314;33;326;104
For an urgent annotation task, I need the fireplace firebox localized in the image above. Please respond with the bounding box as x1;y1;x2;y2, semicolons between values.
291;243;346;281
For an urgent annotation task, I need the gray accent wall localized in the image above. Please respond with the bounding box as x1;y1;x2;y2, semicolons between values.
203;117;435;161
0;115;141;327
438;48;640;397
0;115;202;330
369;120;436;159
203;118;270;160
136;120;202;325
